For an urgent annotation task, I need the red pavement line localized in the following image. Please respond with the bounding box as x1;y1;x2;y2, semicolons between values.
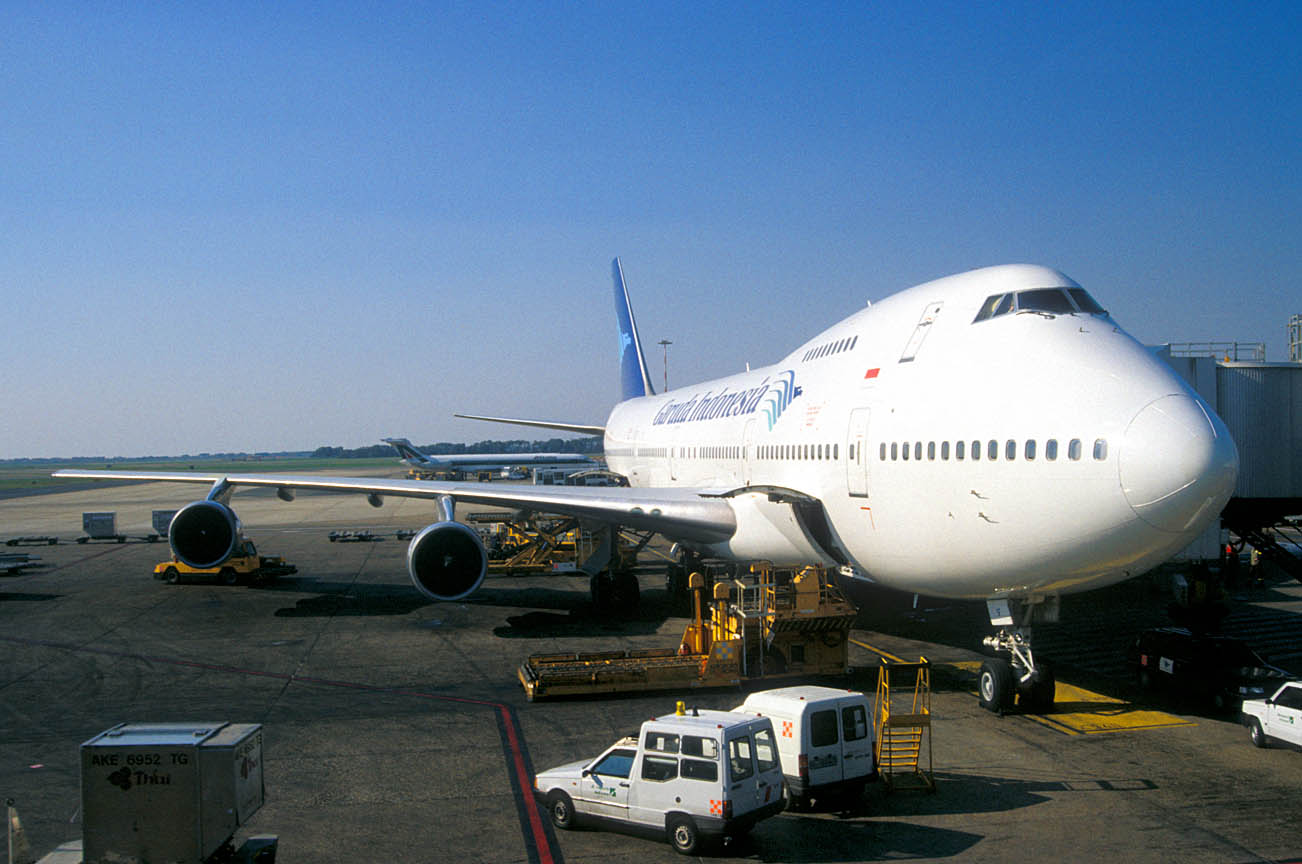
0;634;559;864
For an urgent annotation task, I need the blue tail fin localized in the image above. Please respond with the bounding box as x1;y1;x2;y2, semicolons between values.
612;258;656;400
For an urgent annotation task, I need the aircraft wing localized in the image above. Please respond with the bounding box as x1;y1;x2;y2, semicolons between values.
51;470;735;544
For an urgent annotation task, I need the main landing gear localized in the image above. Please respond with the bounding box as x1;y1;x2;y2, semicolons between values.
978;597;1058;715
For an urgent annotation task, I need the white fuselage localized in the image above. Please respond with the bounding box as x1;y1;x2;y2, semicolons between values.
603;265;1239;601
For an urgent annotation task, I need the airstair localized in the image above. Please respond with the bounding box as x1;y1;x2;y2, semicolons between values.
874;657;935;793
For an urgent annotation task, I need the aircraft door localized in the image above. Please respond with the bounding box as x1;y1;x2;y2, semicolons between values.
846;408;870;498
742;420;756;485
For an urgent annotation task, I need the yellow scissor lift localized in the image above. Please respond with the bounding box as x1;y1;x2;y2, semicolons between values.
874;657;935;793
518;564;857;700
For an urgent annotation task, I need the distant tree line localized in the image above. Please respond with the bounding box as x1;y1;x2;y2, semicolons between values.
311;437;603;459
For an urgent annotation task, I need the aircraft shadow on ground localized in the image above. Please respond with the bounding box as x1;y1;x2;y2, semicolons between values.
741;815;982;862
256;577;673;634
0;591;61;602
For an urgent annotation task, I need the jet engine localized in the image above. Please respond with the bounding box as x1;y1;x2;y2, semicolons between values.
406;521;487;601
168;500;241;569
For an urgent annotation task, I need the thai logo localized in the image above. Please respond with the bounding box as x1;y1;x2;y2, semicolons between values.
760;370;802;431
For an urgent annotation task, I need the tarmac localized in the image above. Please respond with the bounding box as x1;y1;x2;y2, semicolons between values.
3;477;1302;863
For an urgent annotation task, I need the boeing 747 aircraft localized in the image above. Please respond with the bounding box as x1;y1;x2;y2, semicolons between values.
56;258;1238;712
382;437;594;479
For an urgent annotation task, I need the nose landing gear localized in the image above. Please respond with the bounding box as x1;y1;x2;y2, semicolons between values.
979;597;1058;715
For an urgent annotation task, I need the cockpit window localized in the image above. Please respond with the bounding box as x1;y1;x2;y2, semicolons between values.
1015;288;1076;315
1068;288;1107;315
973;286;1109;324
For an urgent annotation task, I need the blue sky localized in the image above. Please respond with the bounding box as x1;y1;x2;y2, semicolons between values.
2;2;1298;458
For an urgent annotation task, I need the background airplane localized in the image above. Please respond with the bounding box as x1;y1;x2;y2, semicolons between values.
55;258;1237;711
381;437;595;479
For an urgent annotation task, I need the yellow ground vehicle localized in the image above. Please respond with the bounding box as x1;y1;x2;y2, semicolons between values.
153;539;296;585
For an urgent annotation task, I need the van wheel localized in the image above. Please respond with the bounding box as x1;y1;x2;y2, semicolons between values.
1249;719;1267;748
547;792;576;830
668;816;699;855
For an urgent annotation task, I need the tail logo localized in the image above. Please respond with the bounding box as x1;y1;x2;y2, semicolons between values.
760;370;802;431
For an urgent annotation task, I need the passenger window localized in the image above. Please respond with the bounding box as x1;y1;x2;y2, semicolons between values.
1069;439;1082;461
914;442;922;461
1046;439;1058;460
681;735;718;760
842;705;868;741
971;440;980;461
891;443;898;460
810;710;839;747
833;444;838;460
927;441;936;460
988;440;998;461
591;749;636;778
728;736;754;782
901;442;909;461
879;443;886;461
1093;438;1108;460
641;754;679;782
1025;440;1036;460
1005;439;1016;460
754;728;779;773
940;441;949;460
644;732;679;753
956;440;965;460
817;444;823;460
681;759;718;782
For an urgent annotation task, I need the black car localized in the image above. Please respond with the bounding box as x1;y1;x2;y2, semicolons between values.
1129;627;1291;712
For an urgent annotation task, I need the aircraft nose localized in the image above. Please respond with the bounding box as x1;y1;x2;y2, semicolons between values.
1120;394;1239;533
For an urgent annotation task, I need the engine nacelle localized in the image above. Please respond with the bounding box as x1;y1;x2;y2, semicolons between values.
406;521;487;602
169;500;241;569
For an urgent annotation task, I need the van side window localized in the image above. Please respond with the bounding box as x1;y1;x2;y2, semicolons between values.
754;727;779;773
842;705;868;741
728;736;754;782
810;710;839;747
641;754;679;782
591;749;636;778
681;735;718;760
644;732;679;753
681;759;718;782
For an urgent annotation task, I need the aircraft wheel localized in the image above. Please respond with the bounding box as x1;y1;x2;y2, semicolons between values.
978;658;1014;714
1024;661;1056;713
589;572;612;608
613;571;640;609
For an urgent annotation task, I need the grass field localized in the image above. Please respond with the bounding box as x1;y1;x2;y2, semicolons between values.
0;457;399;494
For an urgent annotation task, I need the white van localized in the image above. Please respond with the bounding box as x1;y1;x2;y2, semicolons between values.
533;703;785;854
733;685;877;808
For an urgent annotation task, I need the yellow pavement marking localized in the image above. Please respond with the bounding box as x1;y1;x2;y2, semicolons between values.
950;660;1195;735
850;638;907;663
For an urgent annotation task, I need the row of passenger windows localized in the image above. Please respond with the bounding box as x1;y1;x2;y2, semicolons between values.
880;438;1108;463
757;443;840;462
802;334;859;363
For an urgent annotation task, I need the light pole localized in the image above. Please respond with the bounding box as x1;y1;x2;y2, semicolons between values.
658;339;672;391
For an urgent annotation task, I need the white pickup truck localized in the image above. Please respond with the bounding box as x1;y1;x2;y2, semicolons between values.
533;702;785;854
1241;680;1302;749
